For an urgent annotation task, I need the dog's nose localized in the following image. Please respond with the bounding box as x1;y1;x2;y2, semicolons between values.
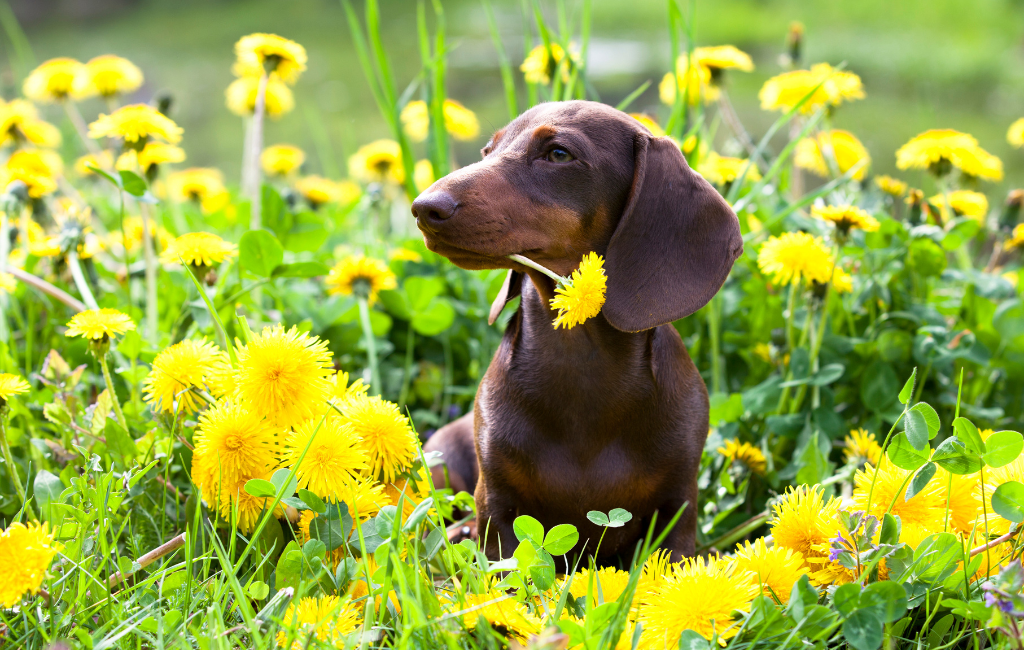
412;191;458;223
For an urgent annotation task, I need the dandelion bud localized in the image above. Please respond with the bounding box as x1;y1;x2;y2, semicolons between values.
999;189;1024;233
904;188;925;226
786;21;804;67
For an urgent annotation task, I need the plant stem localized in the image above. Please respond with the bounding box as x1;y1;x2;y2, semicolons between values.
98;352;129;431
864;409;908;516
357;296;381;396
708;294;723;394
140;202;158;345
0;412;36;521
66;250;99;310
398;325;415;408
63;100;101;155
507;253;566;284
248;72;269;230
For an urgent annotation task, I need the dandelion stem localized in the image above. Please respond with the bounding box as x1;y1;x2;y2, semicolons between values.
98;352;129;432
66;250;99;310
398;325;415;409
0;411;37;521
507;253;566;285
707;294;723;394
140;202;158;345
248;72;269;230
63;100;101;155
357;296;382;396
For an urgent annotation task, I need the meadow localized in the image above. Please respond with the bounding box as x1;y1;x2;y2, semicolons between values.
1;0;1024;648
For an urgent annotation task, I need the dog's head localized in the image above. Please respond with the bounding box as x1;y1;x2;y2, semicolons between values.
412;100;743;332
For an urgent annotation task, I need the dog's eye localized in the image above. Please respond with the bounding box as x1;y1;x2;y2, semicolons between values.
546;148;574;163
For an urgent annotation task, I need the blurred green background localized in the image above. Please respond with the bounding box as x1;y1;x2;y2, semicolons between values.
6;0;1024;195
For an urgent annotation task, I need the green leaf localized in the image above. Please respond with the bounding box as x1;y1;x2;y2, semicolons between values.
879;513;900;545
898;368;917;404
247;581;270;600
608;508;633;527
104;419;137;466
310;503;352;550
118;170;147;197
903;410;929;451
886;432;930;471
861;581;907;623
910;402;940;438
298;488;326;514
85;163;121;188
405;276;445;312
529;549;556;590
513;539;537;571
513;515;544;544
809;363;845;387
378;289;411;320
402;497;434;531
270;468;297;498
709;392;744;425
953;417;985;455
272;261;329;278
843;609;883;650
677;630;712;650
33;470;64;519
833;583;862;618
410;298;455;336
244;479;276;498
796;431;832;485
905;462;936;502
992;481;1024;523
542;524;579;555
586;511;610;526
239;230;284;278
983;431;1024;469
118;330;143;360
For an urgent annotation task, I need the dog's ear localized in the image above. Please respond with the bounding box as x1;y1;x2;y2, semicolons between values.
488;269;523;325
603;134;743;332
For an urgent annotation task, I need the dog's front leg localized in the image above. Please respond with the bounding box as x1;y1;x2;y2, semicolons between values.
658;477;700;561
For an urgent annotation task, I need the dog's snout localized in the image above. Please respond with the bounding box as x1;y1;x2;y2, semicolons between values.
412;191;458;223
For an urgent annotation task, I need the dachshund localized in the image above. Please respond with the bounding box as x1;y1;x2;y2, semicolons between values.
411;100;742;561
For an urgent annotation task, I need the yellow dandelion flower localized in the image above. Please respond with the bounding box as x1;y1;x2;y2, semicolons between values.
225;74;295;118
234;33;307;85
550;252;607;329
0;273;15;295
875;175;908;197
759;63;864;114
325;255;397;305
0;99;61;148
455;590;542;639
936;468;981;535
897;522;939;551
72;55;143;99
843;429;881;466
895;129;1002;181
261;144;305;176
0;522;61;608
770;485;842;564
733;537;808;604
348;139;404;185
1008;118;1024;149
160;232;237;268
693;45;754;74
389;247;422;263
0;373;30;403
567;566;632;607
220;471;285;532
132;142;185;172
832;267;854;294
414;159;434;193
234;325;333;431
3;149;62;198
852;463;945;530
794;129;870;180
812;205;880;233
75;150;114;176
929;190;989;222
23;57;84;103
521;43;576;85
636;548;677;604
629;113;665;137
401;99;480;142
1008;223;1024;250
697;152;760;186
284;416;369;501
659;55;719;106
330;370;368;407
166;168;230;214
717;439;767;476
295;175;344;208
143;339;228;415
342;393;418;483
88;104;183;144
65;309;135;341
638;555;758;645
276;596;361;650
757;232;834;286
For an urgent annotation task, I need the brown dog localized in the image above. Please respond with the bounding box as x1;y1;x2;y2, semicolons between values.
411;100;742;561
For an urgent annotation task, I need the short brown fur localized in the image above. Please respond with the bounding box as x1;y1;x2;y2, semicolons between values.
411;100;742;561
